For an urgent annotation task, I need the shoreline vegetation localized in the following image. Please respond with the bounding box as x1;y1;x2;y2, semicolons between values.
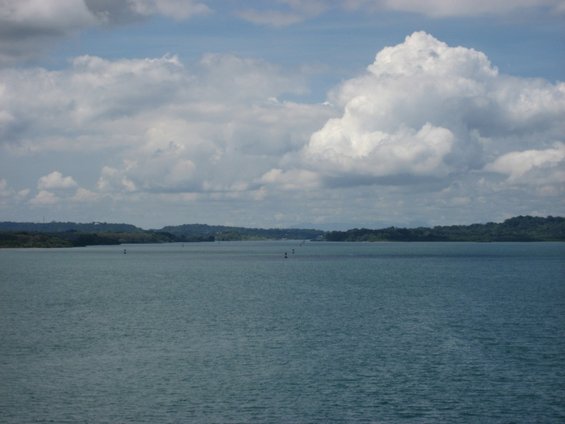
0;216;563;248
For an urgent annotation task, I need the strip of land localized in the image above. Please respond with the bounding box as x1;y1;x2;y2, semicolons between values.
325;216;565;242
0;216;563;247
0;222;323;248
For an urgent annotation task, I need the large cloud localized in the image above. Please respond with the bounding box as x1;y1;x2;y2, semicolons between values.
295;32;564;192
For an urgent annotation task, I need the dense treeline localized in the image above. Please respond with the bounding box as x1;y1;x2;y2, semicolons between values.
0;232;76;248
0;230;178;248
0;221;141;233
324;216;565;242
1;216;563;247
0;221;181;247
0;221;323;247
159;223;324;242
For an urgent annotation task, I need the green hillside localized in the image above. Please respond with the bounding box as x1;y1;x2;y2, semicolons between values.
324;216;565;242
159;223;324;242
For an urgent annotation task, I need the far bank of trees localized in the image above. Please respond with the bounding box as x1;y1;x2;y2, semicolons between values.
1;216;563;248
324;216;565;242
0;221;323;247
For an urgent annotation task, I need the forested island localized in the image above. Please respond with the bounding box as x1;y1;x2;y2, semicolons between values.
0;216;563;247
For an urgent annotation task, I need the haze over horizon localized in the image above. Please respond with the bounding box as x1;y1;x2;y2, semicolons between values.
0;1;564;229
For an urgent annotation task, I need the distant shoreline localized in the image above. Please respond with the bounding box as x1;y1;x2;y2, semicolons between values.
0;216;563;248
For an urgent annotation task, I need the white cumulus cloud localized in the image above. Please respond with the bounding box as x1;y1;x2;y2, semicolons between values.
0;178;29;207
37;171;78;190
258;168;321;191
293;31;565;190
485;143;565;183
29;190;58;206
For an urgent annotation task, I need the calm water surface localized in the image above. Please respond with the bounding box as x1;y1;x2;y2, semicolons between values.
1;242;564;423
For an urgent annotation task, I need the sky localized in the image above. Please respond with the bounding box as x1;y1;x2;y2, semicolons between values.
0;0;564;230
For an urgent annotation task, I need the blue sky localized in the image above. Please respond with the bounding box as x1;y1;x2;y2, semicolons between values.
0;0;564;229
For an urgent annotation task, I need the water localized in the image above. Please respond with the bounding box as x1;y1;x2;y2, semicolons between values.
1;241;564;423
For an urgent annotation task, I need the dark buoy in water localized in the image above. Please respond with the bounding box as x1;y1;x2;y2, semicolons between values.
284;252;288;259
292;249;295;254
123;248;127;254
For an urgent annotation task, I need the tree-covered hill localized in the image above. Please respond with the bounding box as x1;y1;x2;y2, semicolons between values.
158;223;324;242
0;221;324;247
324;216;565;242
0;221;142;233
0;229;178;248
0;221;180;247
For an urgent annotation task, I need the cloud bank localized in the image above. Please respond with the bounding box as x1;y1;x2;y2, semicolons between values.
0;30;563;226
0;49;332;204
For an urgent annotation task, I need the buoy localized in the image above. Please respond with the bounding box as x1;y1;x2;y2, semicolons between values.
284;252;288;259
123;248;127;254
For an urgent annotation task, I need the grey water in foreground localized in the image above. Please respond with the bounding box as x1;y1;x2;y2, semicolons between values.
1;242;564;423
